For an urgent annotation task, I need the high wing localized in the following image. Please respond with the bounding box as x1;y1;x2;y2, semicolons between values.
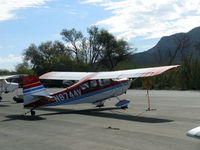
39;65;180;81
0;75;23;80
40;72;93;80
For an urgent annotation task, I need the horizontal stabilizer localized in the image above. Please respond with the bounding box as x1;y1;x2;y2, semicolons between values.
24;95;54;108
115;99;130;107
187;126;200;139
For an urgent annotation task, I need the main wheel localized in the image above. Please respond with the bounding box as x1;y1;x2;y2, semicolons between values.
121;105;128;109
96;104;104;108
31;110;36;116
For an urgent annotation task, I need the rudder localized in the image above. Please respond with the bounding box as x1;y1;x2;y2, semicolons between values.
22;75;50;108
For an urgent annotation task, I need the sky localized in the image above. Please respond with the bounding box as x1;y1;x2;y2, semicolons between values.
1;0;200;70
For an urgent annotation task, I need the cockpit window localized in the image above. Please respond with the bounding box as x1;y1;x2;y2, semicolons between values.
80;82;90;91
80;80;99;92
99;79;112;86
62;80;77;87
90;80;98;88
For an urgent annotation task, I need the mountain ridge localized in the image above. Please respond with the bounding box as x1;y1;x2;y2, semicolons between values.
133;26;200;65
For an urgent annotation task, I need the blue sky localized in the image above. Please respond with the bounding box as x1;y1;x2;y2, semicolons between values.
1;0;200;70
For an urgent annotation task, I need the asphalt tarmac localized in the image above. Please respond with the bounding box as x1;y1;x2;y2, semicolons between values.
0;89;200;150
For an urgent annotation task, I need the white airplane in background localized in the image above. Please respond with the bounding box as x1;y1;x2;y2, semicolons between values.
0;75;21;101
187;126;200;139
21;65;180;116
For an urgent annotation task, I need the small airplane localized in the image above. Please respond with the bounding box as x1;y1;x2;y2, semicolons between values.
0;75;22;101
187;126;200;139
22;65;180;116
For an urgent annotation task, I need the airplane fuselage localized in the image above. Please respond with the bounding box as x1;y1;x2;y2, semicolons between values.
23;78;132;108
49;78;132;106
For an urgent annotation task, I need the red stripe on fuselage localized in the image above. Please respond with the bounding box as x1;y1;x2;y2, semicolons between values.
51;78;129;99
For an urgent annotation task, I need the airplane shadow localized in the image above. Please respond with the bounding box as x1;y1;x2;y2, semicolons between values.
2;115;46;122
38;107;173;123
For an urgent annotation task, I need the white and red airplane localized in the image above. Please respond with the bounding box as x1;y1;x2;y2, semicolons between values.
22;65;180;116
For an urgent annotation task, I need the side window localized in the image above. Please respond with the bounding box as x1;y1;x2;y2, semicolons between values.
90;80;98;88
80;80;99;91
99;79;111;86
80;82;90;91
63;80;75;87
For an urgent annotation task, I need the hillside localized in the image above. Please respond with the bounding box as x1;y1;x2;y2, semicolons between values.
133;27;200;65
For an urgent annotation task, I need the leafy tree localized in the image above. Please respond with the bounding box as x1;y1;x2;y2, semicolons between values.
15;62;34;75
0;69;12;75
20;26;134;78
96;30;132;70
61;26;133;70
23;41;70;75
61;28;83;62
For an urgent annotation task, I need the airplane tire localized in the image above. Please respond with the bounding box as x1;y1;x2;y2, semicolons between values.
96;104;104;108
31;110;36;116
121;105;128;109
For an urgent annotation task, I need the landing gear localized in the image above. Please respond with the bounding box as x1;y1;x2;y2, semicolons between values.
24;109;36;116
13;96;23;103
31;110;36;116
120;105;128;109
94;100;105;108
96;104;104;108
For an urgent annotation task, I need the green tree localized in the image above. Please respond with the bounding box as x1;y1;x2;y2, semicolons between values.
20;26;134;75
15;62;34;75
61;28;84;62
0;69;12;75
23;41;71;75
96;30;132;70
61;26;134;70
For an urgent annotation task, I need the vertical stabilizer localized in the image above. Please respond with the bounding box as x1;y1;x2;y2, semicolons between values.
22;75;50;108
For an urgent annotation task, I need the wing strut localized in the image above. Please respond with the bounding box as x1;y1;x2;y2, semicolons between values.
145;78;156;111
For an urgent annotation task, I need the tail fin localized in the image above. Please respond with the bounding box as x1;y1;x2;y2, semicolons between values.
22;75;50;108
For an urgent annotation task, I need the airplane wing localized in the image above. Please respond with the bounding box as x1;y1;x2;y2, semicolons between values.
187;126;200;139
39;65;180;80
0;75;24;80
40;72;94;80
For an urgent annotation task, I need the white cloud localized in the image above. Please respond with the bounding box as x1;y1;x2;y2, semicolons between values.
0;0;51;21
0;54;22;63
0;55;23;70
81;0;107;4
82;0;200;40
